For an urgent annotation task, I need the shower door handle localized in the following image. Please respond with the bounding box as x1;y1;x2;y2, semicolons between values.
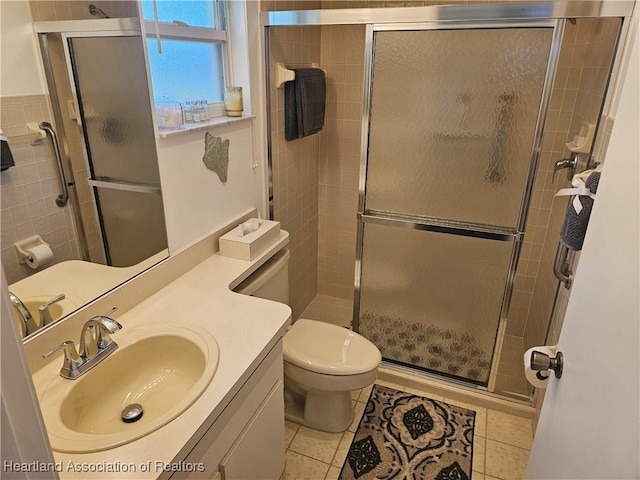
553;152;579;182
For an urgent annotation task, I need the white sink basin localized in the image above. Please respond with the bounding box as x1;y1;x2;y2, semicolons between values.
36;324;219;453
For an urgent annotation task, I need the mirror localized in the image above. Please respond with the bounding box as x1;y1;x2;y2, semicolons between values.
1;2;169;340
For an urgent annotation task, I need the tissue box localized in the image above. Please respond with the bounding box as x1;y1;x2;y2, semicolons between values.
219;220;281;260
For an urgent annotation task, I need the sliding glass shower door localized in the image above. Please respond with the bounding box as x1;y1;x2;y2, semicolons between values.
356;24;559;386
68;35;168;267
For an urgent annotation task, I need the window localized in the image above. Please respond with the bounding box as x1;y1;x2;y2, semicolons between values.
142;0;227;106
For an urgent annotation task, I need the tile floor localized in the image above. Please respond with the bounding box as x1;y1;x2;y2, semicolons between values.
284;379;534;480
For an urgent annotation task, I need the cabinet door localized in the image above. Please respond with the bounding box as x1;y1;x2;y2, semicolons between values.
219;380;285;480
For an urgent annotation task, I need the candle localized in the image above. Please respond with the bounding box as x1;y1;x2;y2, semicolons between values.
224;86;243;117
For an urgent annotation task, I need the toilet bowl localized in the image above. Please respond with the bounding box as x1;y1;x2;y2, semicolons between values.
283;318;381;432
233;247;382;433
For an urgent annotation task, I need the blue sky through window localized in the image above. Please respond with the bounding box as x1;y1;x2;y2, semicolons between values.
141;0;216;28
142;1;225;104
146;39;224;103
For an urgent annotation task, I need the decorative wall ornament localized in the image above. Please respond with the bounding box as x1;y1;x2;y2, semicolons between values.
202;132;230;183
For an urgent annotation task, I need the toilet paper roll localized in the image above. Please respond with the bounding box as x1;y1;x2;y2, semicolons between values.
523;346;557;389
26;244;54;269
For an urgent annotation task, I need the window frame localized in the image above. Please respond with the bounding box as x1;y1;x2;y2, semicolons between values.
142;0;230;118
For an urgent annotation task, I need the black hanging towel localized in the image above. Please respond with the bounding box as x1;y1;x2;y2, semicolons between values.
284;67;326;141
1;130;15;171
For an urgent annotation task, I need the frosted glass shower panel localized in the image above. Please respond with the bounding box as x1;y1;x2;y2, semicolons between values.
358;223;514;385
366;28;553;228
94;187;168;267
70;36;161;185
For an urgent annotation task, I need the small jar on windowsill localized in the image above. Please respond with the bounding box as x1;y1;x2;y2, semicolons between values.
156;98;184;131
224;86;243;117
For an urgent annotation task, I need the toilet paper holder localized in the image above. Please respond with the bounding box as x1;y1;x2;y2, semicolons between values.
530;350;564;379
15;235;51;264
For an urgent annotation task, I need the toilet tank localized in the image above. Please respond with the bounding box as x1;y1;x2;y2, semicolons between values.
233;248;290;304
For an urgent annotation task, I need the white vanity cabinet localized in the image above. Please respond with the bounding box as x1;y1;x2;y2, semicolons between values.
170;339;286;480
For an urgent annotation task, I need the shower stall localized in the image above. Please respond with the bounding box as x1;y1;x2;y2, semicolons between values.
263;1;629;401
356;24;558;389
34;19;168;267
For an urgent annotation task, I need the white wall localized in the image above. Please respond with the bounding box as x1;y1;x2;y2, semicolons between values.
0;0;47;96
153;0;268;253
157;120;266;253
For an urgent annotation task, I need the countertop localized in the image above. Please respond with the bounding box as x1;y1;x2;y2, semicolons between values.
30;232;292;479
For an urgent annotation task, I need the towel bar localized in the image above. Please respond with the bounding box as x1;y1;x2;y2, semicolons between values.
275;62;325;88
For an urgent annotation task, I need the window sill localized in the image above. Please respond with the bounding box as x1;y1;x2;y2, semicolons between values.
158;114;255;139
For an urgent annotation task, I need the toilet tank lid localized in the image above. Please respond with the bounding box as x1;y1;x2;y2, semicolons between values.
234;248;289;295
284;319;382;375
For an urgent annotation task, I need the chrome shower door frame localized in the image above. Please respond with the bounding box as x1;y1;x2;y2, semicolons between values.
34;19;143;264
35;19;168;268
353;18;564;393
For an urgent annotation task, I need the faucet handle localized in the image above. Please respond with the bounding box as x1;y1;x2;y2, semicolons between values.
80;309;122;358
43;340;83;379
38;293;65;326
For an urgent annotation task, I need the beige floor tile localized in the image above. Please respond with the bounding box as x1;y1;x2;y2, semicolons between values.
285;451;330;480
486;410;533;450
444;398;488;438
285;420;300;448
347;400;366;432
325;465;342;480
473;435;486;473
350;388;362;401
472;472;485;480
358;383;374;401
332;430;355;467
289;426;344;464
485;439;530;480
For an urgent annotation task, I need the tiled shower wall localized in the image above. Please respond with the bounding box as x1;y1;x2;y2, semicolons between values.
38;33;106;265
265;0;322;320
317;25;365;302
496;18;620;395
28;1;137;22
522;18;621;356
0;95;80;283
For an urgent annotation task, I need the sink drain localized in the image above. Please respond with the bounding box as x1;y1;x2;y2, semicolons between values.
121;403;144;423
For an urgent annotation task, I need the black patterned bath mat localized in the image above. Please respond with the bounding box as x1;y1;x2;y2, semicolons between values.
339;384;475;480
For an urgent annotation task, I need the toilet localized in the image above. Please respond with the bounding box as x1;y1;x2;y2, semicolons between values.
234;248;381;433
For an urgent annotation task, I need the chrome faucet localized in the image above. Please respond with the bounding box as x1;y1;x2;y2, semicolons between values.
38;293;66;326
9;292;39;336
43;307;122;380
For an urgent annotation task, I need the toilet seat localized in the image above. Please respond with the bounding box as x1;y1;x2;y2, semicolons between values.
284;318;381;375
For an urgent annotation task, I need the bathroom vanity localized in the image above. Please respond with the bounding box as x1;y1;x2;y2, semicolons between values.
26;212;291;479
